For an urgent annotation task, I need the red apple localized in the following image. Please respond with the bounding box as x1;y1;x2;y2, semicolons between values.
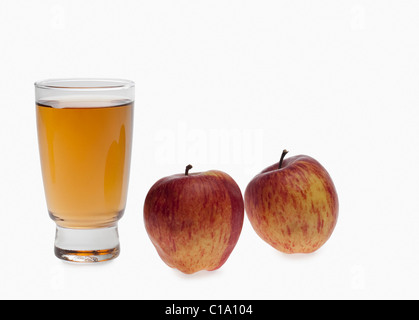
244;150;338;254
144;165;244;274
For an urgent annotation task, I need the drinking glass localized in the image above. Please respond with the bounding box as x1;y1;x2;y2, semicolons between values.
35;78;134;263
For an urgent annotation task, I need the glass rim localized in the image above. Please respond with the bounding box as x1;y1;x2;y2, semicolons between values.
34;78;135;91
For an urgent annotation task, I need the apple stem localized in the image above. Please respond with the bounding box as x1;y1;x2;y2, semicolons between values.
185;164;193;176
279;149;289;169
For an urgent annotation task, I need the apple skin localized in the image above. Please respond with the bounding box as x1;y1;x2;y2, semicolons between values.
244;154;338;254
144;169;244;274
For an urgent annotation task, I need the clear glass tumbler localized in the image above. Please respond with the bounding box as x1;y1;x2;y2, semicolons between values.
35;79;134;263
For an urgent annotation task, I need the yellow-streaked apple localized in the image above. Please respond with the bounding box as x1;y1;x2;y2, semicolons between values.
244;150;338;254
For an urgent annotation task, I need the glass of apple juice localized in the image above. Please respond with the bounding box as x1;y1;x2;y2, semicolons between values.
35;78;134;263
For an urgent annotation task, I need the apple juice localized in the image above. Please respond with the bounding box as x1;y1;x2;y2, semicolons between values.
36;99;133;229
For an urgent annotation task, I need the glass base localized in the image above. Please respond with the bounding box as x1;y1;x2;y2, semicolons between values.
54;225;120;263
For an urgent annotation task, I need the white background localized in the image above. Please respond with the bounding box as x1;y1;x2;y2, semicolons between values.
0;0;418;300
